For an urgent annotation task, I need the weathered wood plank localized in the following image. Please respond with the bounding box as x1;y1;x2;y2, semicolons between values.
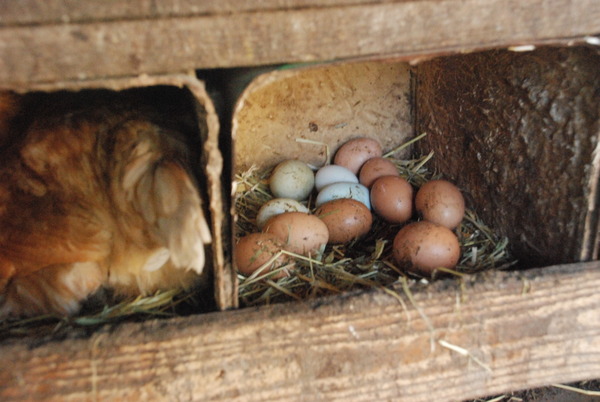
0;0;388;26
0;0;599;87
1;261;599;401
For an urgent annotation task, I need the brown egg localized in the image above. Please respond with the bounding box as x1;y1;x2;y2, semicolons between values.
370;176;414;224
234;232;291;278
263;211;329;256
359;157;399;188
315;199;373;244
393;221;460;276
333;137;383;174
415;180;465;229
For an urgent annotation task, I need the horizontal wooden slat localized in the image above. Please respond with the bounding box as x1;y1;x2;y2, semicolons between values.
1;261;599;401
0;0;385;26
0;0;599;87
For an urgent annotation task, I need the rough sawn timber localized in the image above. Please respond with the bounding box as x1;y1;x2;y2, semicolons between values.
0;0;599;86
1;261;599;401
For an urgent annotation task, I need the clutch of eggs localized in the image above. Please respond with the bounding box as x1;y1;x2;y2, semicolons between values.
236;137;466;279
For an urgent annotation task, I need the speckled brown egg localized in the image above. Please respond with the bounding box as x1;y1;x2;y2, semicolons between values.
393;221;460;276
359;157;399;188
263;211;329;256
370;176;414;224
333;137;383;174
234;232;292;278
415;180;465;229
315;199;373;244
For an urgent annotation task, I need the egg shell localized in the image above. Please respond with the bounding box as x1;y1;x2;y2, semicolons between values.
256;198;309;230
359;157;400;188
316;182;371;209
234;232;292;278
269;159;315;201
314;164;358;192
263;211;329;256
333;137;383;174
315;199;373;244
415;180;465;229
393;221;460;276
370;176;414;224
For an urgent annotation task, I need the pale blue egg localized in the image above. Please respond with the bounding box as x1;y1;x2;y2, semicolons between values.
316;182;371;209
314;165;358;192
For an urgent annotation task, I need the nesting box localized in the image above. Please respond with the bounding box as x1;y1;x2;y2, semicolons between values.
1;1;600;401
231;48;600;272
0;75;233;311
222;48;600;399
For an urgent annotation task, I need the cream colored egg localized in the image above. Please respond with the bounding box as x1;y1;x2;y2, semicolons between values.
269;159;315;201
256;198;309;230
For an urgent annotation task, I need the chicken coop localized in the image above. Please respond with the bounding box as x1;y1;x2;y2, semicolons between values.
1;1;599;401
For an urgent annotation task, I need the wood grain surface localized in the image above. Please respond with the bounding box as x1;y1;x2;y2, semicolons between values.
0;0;599;86
1;261;599;401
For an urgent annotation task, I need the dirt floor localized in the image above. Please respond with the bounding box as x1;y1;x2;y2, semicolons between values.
474;380;600;401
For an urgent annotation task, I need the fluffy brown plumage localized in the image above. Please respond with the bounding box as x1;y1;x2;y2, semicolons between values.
0;89;211;318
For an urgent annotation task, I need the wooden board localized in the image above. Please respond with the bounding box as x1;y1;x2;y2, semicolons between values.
232;60;413;172
0;0;386;25
0;0;599;86
1;261;599;401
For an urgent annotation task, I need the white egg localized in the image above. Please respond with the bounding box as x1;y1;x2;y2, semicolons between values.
314;165;359;192
269;160;315;201
316;182;371;209
256;198;310;229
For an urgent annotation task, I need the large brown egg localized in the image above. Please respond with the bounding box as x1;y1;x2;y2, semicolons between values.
359;157;399;188
234;233;291;278
415;180;465;229
333;137;382;174
263;212;329;256
393;221;460;276
370;176;414;224
315;199;373;244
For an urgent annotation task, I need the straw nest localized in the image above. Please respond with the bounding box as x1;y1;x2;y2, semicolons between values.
1;134;515;340
234;134;516;307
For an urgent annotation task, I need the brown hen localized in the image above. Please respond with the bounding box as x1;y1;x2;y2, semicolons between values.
0;89;212;318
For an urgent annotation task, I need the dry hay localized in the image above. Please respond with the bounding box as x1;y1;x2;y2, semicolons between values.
235;134;516;307
0;135;515;340
0;287;211;341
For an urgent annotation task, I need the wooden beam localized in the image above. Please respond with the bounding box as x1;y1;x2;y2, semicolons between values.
0;0;599;87
0;0;385;26
1;261;599;401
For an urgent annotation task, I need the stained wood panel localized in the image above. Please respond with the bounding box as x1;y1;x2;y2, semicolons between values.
1;261;599;401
